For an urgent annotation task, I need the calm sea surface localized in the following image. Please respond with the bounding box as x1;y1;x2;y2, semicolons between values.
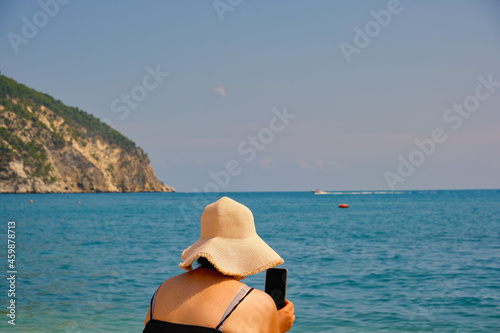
1;190;499;332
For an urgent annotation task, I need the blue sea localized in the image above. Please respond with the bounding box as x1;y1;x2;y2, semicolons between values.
1;190;499;332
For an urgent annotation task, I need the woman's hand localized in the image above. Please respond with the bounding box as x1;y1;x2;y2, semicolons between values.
277;300;295;332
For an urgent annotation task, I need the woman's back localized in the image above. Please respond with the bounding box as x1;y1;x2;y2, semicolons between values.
144;267;279;333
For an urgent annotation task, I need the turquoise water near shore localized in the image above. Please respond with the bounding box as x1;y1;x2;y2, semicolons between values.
1;190;499;332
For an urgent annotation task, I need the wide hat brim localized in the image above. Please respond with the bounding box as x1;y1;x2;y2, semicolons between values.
179;234;283;278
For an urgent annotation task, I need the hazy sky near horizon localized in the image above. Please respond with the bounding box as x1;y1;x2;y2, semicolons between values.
1;0;500;192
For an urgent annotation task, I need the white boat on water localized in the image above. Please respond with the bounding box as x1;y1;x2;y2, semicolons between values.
312;189;327;194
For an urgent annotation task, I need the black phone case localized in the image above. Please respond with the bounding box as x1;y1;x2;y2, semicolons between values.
265;268;287;310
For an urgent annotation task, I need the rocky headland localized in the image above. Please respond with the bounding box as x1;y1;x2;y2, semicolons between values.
0;73;174;193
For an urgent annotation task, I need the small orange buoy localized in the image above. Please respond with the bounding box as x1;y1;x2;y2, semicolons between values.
338;204;349;208
78;201;81;204
29;200;34;203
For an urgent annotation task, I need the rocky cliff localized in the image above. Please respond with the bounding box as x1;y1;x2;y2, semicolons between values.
0;74;175;193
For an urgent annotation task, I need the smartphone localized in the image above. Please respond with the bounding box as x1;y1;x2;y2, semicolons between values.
265;267;288;310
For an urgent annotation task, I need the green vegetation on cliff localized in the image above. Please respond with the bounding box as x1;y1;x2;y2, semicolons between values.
0;73;138;154
0;73;173;193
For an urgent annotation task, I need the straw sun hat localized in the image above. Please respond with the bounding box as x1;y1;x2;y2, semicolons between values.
179;196;283;278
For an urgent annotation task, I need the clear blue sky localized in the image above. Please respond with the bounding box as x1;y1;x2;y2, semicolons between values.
2;0;499;192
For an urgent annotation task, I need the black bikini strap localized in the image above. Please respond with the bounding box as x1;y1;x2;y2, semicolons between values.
149;286;161;320
216;287;254;332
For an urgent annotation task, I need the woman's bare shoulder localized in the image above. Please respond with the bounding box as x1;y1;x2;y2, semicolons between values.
248;287;277;305
223;287;279;333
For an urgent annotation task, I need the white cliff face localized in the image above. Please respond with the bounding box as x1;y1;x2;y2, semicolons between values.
0;97;174;194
